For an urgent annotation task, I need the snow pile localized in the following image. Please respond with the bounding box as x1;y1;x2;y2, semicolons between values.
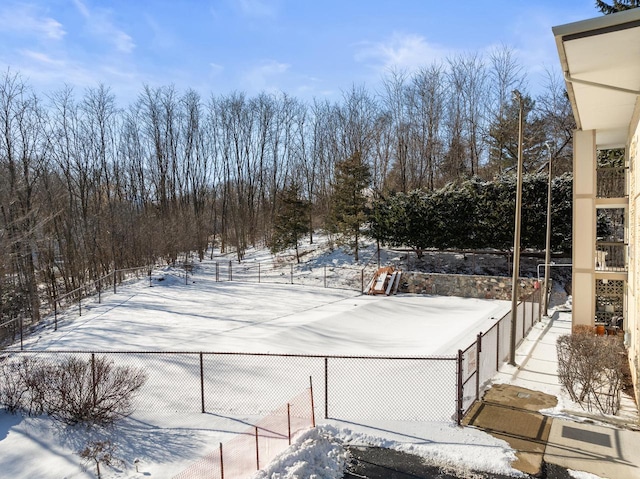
252;426;348;479
250;423;523;479
569;471;604;479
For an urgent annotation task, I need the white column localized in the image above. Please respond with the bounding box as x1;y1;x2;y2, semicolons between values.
572;129;597;328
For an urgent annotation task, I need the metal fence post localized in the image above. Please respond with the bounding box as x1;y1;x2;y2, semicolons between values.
91;353;97;408
114;270;117;294
255;426;260;470
229;261;232;281
324;357;329;419
287;403;292;445
496;321;500;371
456;349;463;425
219;442;224;479
200;352;205;413
290;263;293;284
54;300;58;332
323;266;327;288
475;333;482;401
79;288;82;317
258;263;261;283
309;375;316;427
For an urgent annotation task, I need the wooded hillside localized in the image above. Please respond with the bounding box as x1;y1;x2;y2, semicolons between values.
0;47;575;323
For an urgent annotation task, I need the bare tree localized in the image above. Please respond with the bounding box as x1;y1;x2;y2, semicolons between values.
485;45;526;177
380;69;412;193
0;70;48;324
536;68;575;175
407;63;446;190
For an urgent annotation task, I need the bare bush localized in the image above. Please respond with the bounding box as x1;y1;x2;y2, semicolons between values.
0;357;32;413
79;439;124;479
0;355;147;426
557;329;626;415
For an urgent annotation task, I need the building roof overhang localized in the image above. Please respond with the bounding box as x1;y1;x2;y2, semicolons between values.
553;9;640;149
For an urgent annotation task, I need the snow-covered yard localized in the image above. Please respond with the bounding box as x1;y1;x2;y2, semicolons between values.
0;244;534;479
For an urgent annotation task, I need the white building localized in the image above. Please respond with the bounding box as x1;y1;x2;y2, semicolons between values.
553;8;640;405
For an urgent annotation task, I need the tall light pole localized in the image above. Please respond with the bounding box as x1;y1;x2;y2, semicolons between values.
509;90;524;366
543;142;553;317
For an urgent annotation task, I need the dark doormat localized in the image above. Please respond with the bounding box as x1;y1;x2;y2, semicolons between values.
462;384;558;476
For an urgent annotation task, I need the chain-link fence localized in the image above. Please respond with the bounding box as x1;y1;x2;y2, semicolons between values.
2;289;544;429
1;260;377;349
457;288;542;421
1;350;459;424
205;260;378;292
0;266;151;348
52;266;152;326
1;286;545;478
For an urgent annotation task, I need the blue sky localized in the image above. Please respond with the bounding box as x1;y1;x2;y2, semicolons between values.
0;0;599;105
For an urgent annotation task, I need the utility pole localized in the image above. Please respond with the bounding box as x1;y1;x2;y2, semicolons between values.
509;90;524;367
544;143;553;316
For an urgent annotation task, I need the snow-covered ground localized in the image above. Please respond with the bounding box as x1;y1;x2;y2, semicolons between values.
0;239;571;478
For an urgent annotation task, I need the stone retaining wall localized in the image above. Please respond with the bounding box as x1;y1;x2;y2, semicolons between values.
397;271;539;300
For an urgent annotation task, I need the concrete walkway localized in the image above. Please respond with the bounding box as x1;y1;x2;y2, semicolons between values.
484;311;640;479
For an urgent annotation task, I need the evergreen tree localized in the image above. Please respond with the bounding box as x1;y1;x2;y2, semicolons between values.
486;92;547;176
328;151;371;261
270;183;311;263
596;0;640;14
368;173;573;256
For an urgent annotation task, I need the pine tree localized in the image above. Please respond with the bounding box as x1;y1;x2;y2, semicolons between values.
270;183;311;263
328;151;372;261
596;0;640;14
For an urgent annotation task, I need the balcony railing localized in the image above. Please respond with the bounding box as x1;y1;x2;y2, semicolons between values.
597;167;627;198
595;242;627;272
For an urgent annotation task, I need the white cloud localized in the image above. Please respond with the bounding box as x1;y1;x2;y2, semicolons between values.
355;32;451;73
242;59;290;93
112;30;135;53
72;0;90;18
39;17;65;40
0;4;66;40
210;63;224;75
19;49;64;66
73;0;135;54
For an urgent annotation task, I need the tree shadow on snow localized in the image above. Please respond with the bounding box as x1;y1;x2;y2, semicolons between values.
55;417;203;469
0;410;22;442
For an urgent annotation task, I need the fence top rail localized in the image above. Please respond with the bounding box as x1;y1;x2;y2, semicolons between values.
229;260;367;271
0;318;19;328
54;266;151;302
6;349;458;361
115;266;151;273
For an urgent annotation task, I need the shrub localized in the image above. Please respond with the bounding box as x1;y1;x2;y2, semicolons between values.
79;439;123;479
0;357;34;413
0;355;147;426
557;329;626;415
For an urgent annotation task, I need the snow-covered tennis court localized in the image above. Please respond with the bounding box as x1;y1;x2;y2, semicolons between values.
22;265;510;355
1;261;518;478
